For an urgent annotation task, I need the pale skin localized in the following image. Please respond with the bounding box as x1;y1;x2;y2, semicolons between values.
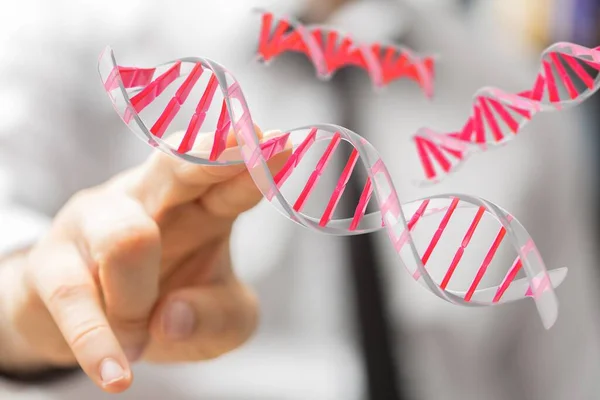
0;126;291;394
0;0;353;393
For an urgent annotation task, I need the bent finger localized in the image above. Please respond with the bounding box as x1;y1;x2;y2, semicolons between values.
144;279;258;363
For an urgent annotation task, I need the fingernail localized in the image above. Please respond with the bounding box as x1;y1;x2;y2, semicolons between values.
162;300;196;340
124;346;144;363
100;358;127;385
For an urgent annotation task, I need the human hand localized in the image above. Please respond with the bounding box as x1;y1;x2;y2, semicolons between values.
0;126;290;393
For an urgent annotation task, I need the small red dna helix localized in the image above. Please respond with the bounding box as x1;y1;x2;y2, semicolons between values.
255;9;436;98
98;46;567;329
414;42;600;183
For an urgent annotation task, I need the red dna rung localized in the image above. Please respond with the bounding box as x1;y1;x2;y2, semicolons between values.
256;10;436;97
151;62;204;139
99;46;567;329
320;148;359;227
390;198;537;304
414;42;600;183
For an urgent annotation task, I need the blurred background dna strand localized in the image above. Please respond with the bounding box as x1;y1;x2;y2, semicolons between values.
254;9;436;98
98;46;568;329
413;42;600;184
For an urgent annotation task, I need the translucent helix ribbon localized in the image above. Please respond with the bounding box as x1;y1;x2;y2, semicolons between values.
255;9;436;98
98;46;567;329
413;42;600;184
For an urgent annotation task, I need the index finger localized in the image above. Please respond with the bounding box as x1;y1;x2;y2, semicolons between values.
29;240;133;393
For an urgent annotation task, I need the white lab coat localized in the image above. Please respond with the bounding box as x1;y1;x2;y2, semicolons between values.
1;1;599;399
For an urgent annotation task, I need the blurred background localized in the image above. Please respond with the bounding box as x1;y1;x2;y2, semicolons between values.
1;0;600;399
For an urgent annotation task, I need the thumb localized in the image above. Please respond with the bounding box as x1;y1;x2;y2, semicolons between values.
144;280;259;363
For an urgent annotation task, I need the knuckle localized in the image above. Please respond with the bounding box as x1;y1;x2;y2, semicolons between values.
47;282;95;308
67;323;112;351
96;216;160;265
114;219;160;253
55;189;99;224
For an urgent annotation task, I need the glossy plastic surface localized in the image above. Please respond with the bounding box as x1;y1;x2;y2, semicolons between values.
255;9;436;98
413;42;600;184
98;47;567;329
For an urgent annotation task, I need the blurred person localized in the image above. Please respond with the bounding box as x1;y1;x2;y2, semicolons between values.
363;2;600;399
1;1;600;400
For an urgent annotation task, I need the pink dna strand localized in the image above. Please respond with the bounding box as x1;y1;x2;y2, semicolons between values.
256;9;436;98
414;42;600;183
98;46;567;329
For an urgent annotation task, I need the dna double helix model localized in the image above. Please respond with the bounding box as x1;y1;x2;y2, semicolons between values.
98;45;568;329
255;9;436;98
412;43;600;183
